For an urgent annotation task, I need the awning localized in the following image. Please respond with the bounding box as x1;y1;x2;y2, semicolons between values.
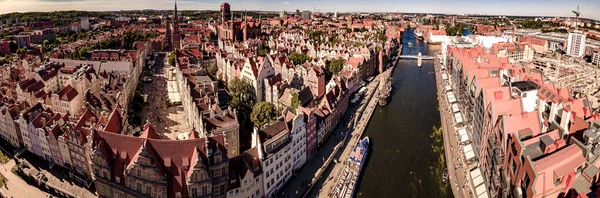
458;128;468;136
475;185;488;198
472;175;484;189
470;168;482;179
442;73;448;80
445;85;452;91
461;134;470;143
463;144;475;160
454;112;463;123
452;103;460;113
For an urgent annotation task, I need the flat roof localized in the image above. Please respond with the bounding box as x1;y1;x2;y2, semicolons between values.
511;80;539;92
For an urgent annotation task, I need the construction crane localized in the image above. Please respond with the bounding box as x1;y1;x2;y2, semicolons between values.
572;5;581;29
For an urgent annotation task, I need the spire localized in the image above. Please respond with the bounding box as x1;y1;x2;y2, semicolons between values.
174;1;178;22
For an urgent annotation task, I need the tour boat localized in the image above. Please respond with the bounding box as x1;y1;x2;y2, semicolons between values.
414;29;424;40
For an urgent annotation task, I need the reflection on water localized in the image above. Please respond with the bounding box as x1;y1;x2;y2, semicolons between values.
355;29;452;198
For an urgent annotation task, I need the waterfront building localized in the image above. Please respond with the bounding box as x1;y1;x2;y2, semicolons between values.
252;120;293;197
567;30;586;57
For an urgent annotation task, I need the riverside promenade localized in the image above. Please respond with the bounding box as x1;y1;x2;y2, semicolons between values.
316;58;398;197
434;54;475;198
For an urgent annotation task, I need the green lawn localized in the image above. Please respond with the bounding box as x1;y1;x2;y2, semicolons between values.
0;150;8;164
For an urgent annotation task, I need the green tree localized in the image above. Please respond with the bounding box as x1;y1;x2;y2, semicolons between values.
290;93;300;113
228;77;255;115
16;48;28;54
42;39;53;51
208;62;218;77
288;52;311;65
168;52;177;66
78;47;90;60
328;58;344;76
251;102;277;129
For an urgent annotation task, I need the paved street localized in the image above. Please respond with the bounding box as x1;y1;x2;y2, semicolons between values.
0;159;49;198
434;55;475;198
138;52;190;139
281;73;381;198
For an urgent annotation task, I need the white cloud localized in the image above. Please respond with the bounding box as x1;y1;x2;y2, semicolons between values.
281;1;291;5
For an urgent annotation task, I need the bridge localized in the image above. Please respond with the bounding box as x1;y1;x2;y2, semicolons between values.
398;55;435;60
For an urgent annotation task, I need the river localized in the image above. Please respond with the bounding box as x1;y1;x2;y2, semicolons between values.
354;29;452;198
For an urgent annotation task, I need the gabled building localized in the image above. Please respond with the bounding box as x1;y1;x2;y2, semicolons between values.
252;120;293;197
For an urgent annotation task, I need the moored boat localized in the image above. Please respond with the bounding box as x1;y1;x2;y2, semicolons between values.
414;29;424;40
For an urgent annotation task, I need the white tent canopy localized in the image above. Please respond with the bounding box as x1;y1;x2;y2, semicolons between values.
445;85;453;92
461;134;470;143
452;103;460;113
454;112;463;123
463;144;475;160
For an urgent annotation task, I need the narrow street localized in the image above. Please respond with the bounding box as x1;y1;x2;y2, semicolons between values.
137;52;190;139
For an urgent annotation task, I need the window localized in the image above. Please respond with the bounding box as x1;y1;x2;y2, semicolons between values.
202;186;207;195
137;169;141;177
222;167;226;176
94;168;100;176
146;186;152;195
137;183;142;191
103;171;108;179
192;188;198;197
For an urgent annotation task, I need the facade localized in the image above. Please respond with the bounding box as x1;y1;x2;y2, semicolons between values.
30;29;56;44
592;49;600;67
519;36;549;54
90;127;229;198
566;31;586;57
286;109;307;171
0;102;28;148
226;147;263;198
0;41;9;55
490;42;534;63
252;120;293;197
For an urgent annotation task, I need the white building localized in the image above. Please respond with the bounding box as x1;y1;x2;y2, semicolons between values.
566;31;586;57
592;50;600;67
285;109;307;171
252;120;293;198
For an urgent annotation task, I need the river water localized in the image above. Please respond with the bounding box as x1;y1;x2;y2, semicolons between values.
354;29;452;198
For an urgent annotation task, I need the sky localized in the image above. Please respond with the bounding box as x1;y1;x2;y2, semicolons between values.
0;0;599;20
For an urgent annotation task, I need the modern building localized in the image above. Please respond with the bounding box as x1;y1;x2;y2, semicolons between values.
302;11;311;20
30;29;56;44
566;30;586;57
81;17;90;31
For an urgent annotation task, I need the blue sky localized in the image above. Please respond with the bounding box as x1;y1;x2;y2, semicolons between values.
0;0;599;20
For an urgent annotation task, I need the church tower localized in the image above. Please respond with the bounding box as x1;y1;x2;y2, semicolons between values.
172;1;181;50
